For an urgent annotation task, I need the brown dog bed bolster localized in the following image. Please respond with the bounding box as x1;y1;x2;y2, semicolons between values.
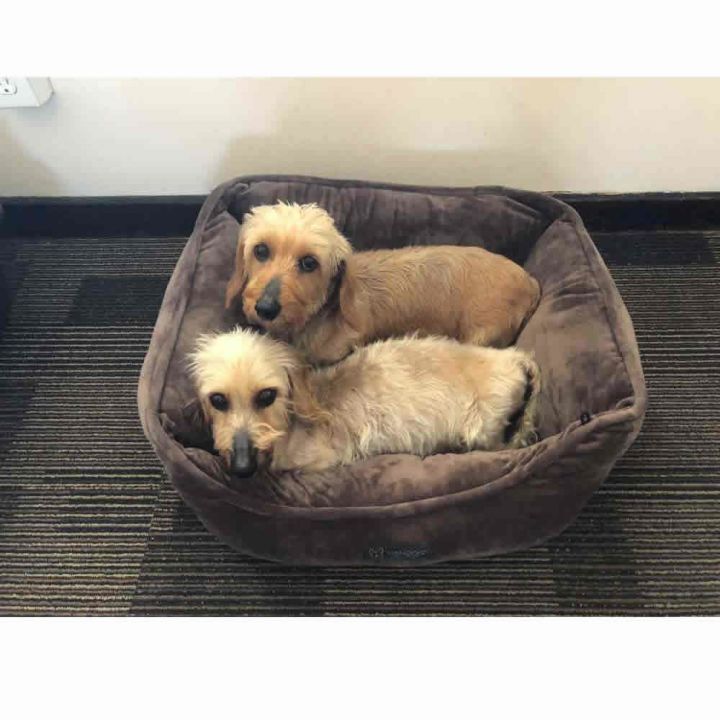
138;175;647;566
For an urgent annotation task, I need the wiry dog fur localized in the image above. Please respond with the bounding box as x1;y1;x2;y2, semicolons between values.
190;328;540;475
225;202;541;364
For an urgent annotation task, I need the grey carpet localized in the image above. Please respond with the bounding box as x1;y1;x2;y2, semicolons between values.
0;230;718;615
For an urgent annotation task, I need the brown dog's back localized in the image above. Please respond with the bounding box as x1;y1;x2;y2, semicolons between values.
344;245;540;349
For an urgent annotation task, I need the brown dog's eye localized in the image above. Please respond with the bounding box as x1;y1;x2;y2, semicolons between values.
209;393;229;411
298;255;319;273
255;388;277;408
253;243;270;261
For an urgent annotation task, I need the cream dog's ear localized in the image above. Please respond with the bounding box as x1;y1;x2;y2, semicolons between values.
261;339;324;421
225;226;247;311
287;366;330;424
182;397;210;432
180;397;215;451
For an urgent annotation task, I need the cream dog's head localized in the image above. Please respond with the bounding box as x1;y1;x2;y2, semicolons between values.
225;202;352;337
189;328;299;478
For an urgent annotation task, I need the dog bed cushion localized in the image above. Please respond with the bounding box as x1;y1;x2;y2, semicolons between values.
138;175;647;565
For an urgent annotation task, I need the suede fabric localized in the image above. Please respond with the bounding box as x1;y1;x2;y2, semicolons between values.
138;175;647;566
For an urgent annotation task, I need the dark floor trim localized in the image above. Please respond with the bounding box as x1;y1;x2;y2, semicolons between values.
0;196;204;239
556;192;720;233
1;191;720;239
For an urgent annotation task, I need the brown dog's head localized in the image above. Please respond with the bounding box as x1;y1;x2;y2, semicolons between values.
189;328;299;479
225;202;352;337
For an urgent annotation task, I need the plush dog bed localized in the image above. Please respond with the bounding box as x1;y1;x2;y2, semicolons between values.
138;175;647;566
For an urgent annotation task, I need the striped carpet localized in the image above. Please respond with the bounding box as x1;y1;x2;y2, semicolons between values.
0;230;718;615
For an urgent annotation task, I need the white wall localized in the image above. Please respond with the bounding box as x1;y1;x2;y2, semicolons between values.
1;78;719;196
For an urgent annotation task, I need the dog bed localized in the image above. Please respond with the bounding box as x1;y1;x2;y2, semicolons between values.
138;175;647;566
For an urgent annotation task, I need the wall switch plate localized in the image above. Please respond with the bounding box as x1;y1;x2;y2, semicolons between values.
0;78;53;108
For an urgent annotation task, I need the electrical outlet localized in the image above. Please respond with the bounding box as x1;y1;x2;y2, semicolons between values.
0;78;53;108
0;78;18;95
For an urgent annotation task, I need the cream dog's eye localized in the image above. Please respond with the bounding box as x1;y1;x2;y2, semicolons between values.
255;388;277;408
254;243;270;261
209;393;229;411
298;255;319;273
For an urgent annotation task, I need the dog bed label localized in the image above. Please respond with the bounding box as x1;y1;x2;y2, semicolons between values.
367;544;431;562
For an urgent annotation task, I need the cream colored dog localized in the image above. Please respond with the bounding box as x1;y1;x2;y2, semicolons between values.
225;202;541;364
190;328;540;477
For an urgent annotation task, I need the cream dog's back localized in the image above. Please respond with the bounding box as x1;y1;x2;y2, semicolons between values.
275;334;540;472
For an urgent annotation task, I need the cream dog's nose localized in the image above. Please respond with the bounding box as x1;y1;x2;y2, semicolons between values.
230;431;257;478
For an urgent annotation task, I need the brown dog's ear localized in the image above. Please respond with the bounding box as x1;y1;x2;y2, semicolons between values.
225;229;247;311
336;259;368;336
325;259;346;309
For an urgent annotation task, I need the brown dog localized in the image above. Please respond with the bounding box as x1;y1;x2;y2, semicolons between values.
226;202;540;364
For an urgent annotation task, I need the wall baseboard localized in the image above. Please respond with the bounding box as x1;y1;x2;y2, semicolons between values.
1;192;720;239
556;192;720;233
0;196;204;239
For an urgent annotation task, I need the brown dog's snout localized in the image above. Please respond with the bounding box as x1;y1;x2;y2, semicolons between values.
230;431;258;478
255;277;282;322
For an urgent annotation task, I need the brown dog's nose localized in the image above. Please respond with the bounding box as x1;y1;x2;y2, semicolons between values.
255;296;281;321
255;277;282;321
